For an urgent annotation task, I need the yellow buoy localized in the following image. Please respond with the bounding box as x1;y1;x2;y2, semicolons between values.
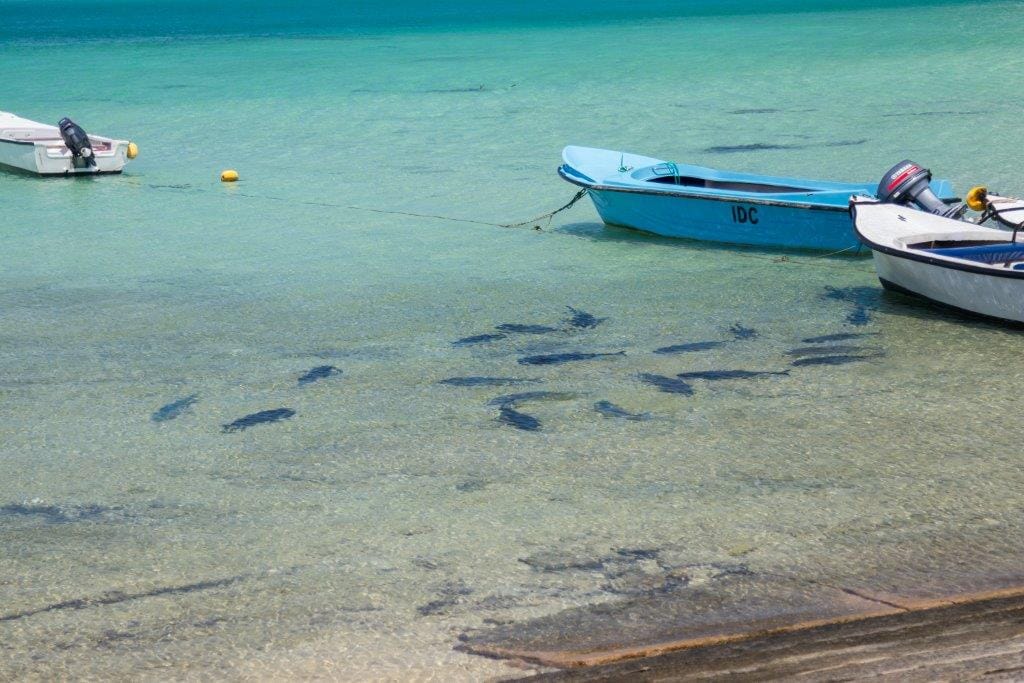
221;169;239;183
966;186;988;212
126;141;139;159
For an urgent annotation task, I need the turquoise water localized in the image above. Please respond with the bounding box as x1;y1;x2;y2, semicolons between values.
3;1;1024;678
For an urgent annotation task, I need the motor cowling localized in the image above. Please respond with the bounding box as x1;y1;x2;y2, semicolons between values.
876;160;961;218
58;117;96;167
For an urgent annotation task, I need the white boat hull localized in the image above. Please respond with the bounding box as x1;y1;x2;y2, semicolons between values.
852;197;1024;324
0;111;132;175
872;249;1024;323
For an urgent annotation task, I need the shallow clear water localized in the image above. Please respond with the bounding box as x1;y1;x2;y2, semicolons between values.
3;1;1024;679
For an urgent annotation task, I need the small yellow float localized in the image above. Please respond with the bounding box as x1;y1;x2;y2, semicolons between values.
966;186;989;212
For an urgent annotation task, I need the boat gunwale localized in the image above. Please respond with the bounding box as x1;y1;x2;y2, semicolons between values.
558;166;850;213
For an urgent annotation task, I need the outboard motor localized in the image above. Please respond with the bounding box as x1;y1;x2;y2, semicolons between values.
877;160;963;218
58;117;96;167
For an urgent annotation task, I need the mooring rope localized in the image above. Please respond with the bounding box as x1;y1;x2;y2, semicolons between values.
496;188;589;229
133;180;871;270
136;180;589;232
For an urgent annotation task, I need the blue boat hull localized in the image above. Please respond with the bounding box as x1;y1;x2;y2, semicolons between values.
586;185;857;251
558;146;956;252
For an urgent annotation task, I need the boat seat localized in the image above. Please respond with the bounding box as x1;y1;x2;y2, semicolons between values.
928;243;1024;266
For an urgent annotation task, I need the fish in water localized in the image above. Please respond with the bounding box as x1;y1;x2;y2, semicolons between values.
638;373;694;395
801;332;877;344
704;143;801;153
151;394;198;423
495;323;561;334
881;110;985;118
497;406;540;431
437;377;541;387
487;391;577;408
425;85;486;93
564;307;606;329
791;354;878;367
518;351;625;366
677;369;789;381
222;408;296;433
846;306;871;326
654;341;727;354
823;139;869;148
729;323;759;340
786;345;871;357
452;333;507;347
594;401;651;421
704;140;865;154
298;365;340;385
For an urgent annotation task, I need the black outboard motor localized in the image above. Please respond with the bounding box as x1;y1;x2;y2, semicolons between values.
876;160;963;218
58;117;96;167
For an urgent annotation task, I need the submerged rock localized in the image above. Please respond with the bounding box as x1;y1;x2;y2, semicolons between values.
519;550;607;573
416;581;473;616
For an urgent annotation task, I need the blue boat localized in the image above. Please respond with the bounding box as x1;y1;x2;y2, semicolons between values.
557;146;957;251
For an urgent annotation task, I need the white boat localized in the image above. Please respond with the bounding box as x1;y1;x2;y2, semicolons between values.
0;111;136;175
851;195;1024;324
